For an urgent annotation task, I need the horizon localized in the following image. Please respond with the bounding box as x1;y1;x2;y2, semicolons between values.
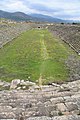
0;0;80;21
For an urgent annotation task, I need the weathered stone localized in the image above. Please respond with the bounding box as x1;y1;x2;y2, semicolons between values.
27;115;80;120
10;79;20;89
65;102;78;112
27;116;52;120
37;104;55;116
17;87;21;90
30;85;41;90
64;96;76;102
44;101;52;107
2;83;10;90
50;97;64;104
62;111;70;115
0;106;12;112
0;112;16;119
25;103;32;108
71;110;80;115
0;22;32;48
0;79;80;119
22;86;27;90
50;110;59;116
56;103;67;112
20;81;36;86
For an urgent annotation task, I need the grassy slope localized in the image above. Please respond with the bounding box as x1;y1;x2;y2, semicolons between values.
0;29;76;83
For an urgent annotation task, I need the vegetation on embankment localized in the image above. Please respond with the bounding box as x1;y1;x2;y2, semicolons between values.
0;29;76;83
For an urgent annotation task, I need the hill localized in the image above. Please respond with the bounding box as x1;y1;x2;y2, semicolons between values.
0;10;33;21
0;10;69;22
29;13;65;23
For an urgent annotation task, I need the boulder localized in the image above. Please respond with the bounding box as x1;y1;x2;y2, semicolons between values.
10;79;20;89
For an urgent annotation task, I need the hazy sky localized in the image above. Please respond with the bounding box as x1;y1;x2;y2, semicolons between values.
0;0;80;20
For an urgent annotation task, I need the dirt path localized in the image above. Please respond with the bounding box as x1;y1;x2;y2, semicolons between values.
38;32;49;85
40;36;49;60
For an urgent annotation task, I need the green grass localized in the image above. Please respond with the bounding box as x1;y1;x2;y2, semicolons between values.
0;29;76;83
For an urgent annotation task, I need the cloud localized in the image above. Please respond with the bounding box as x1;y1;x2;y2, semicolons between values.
0;0;29;12
28;3;62;14
0;0;80;20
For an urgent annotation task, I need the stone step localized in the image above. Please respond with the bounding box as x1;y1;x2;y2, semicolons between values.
0;80;80;119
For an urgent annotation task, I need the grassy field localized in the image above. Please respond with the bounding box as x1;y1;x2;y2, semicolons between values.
0;29;76;84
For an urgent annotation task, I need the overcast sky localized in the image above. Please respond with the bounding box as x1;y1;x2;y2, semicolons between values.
0;0;80;20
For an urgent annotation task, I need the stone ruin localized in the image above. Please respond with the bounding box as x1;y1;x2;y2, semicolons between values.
0;79;80;120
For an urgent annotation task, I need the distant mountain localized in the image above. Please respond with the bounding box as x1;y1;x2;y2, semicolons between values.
0;10;33;21
29;13;64;23
0;10;75;23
